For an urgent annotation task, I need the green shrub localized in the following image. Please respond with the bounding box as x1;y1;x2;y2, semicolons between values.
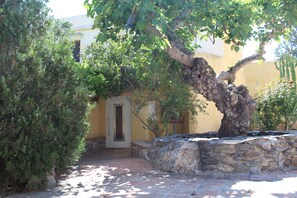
0;1;88;190
79;38;207;137
255;79;297;130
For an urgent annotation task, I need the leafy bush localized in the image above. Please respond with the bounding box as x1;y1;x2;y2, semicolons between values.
80;38;206;137
0;1;88;190
255;79;297;130
131;54;206;137
78;38;138;99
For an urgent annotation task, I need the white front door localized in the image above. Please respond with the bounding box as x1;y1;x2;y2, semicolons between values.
106;96;131;148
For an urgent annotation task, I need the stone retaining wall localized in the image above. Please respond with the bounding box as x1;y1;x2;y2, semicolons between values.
132;132;297;174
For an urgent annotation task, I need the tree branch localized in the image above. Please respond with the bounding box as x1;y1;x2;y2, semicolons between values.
217;53;263;83
169;8;192;31
166;45;194;67
217;31;278;83
145;24;194;67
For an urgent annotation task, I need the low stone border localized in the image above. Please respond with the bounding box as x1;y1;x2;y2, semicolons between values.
131;141;152;160
132;132;297;174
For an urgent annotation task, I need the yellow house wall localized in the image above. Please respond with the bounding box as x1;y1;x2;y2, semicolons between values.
243;61;279;97
86;90;187;141
128;93;151;141
85;92;150;141
86;98;106;139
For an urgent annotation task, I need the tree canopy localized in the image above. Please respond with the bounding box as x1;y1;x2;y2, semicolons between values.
86;0;297;66
85;0;297;137
79;37;206;137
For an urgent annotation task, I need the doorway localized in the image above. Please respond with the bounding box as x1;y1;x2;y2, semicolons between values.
106;96;131;148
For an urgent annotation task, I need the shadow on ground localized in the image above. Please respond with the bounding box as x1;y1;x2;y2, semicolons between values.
8;149;297;198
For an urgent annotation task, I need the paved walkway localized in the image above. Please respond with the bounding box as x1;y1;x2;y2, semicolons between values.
8;149;297;198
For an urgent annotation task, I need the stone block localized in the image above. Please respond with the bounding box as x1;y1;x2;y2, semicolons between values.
278;153;285;170
267;161;278;171
291;157;297;167
152;138;173;147
201;165;217;171
217;163;234;172
271;138;289;152
222;157;237;166
283;148;296;156
214;144;236;154
151;140;200;174
131;141;152;160
250;166;262;174
257;141;272;151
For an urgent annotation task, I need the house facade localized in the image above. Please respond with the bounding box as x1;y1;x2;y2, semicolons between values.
62;15;282;148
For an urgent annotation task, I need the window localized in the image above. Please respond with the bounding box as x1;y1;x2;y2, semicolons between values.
113;104;125;141
73;40;80;62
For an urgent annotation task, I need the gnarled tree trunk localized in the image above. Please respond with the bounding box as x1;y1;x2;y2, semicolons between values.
182;58;256;138
146;25;257;138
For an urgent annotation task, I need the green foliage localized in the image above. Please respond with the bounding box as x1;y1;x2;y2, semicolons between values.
276;27;297;58
275;55;297;88
275;27;297;89
79;38;206;137
78;37;139;99
85;0;297;53
255;80;297;130
85;0;297;136
131;54;207;137
0;0;89;190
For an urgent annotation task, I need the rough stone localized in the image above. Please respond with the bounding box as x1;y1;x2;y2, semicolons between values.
217;163;234;172
131;141;151;160
283;148;296;156
202;165;218;171
271;137;289;152
221;157;237;166
267;161;279;171
235;143;264;161
250;166;262;174
133;131;297;174
152;138;177;148
278;153;285;170
151;140;200;174
256;140;272;150
213;144;236;154
289;141;297;147
291;157;297;167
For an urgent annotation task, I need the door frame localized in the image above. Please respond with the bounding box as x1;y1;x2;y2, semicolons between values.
106;96;131;148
